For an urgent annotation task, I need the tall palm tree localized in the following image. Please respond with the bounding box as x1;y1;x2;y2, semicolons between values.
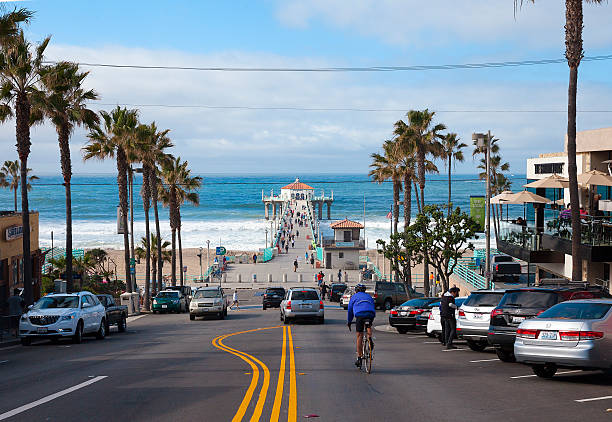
0;31;50;306
369;141;402;235
0;8;33;46
0;160;37;211
32;62;99;291
159;157;202;286
440;133;467;214
84;106;139;293
515;0;604;280
135;234;171;297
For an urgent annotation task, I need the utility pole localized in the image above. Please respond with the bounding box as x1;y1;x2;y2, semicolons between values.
206;240;210;273
473;131;492;289
198;246;203;281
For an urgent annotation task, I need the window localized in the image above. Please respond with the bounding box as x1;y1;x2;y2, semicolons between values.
396;284;406;293
343;231;351;242
291;290;319;300
534;162;564;175
538;302;611;320
339;252;344;258
464;292;505;307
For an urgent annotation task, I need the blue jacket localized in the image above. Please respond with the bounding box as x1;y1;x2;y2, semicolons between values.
347;292;376;323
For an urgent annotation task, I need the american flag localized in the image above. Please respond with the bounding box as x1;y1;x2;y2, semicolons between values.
386;209;392;219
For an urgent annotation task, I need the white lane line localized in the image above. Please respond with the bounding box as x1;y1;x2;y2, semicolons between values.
0;376;107;420
127;315;146;322
575;395;612;403
510;370;582;379
469;358;499;363
441;348;468;352
423;341;440;344
0;360;8;364
0;345;21;352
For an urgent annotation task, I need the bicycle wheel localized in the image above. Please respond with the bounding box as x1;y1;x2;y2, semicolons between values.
363;337;372;374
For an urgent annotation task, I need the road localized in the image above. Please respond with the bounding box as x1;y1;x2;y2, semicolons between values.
1;302;611;421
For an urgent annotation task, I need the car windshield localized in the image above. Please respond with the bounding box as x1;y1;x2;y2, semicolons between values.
194;290;220;299
267;289;285;295
332;285;346;291
32;296;79;309
464;292;505;307
400;299;432;307
538;302;612;320
498;291;558;308
291;290;319;300
157;292;179;298
494;256;513;262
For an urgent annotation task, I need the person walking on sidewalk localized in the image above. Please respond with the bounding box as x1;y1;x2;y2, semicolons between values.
440;287;460;349
7;288;24;337
293;258;299;272
310;255;315;268
253;254;257;264
230;290;240;310
338;270;342;283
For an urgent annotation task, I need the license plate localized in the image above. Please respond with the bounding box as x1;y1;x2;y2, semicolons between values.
512;316;525;323
37;327;48;334
400;311;407;316
300;304;310;309
473;313;483;320
539;331;557;340
162;305;167;309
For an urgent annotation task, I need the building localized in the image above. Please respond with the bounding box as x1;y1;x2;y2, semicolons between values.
262;178;334;220
0;211;42;307
321;218;365;270
498;127;612;287
280;178;315;201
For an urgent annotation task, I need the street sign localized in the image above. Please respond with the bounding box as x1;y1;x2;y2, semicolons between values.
216;246;226;256
130;258;136;265
130;267;135;275
183;266;187;273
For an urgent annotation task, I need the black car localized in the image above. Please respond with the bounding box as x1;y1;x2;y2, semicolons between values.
329;284;347;302
262;287;286;310
488;285;608;362
388;297;439;334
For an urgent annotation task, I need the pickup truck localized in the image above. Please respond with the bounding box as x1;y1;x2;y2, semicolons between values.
96;294;128;333
480;255;521;282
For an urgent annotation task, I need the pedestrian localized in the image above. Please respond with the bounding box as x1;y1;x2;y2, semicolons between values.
317;271;323;285
253;253;257;264
7;288;23;338
296;230;299;237
305;251;308;260
429;271;435;295
294;258;298;272
285;244;289;254
310;255;315;268
440;286;460;349
321;282;328;299
344;270;348;282
230;289;240;310
338;269;342;283
291;240;295;248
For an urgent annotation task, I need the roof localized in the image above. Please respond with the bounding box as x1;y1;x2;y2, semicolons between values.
281;178;314;190
330;218;364;229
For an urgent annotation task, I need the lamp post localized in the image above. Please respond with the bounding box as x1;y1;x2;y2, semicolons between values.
198;246;203;281
473;131;492;289
265;228;268;249
270;221;274;247
206;240;210;273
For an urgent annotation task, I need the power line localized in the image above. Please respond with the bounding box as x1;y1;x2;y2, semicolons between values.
44;54;612;72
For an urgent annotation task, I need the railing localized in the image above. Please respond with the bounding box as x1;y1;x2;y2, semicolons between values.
40;247;85;273
449;257;493;290
544;215;612;247
262;248;274;262
321;237;365;248
498;221;541;251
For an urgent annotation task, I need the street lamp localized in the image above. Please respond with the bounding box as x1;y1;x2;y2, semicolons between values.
265;228;268;248
473;131;492;289
198;246;203;282
206;240;210;274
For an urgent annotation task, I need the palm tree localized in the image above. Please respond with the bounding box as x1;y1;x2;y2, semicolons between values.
159;157;202;286
84;106;139;293
0;8;33;46
515;0;604;280
0;160;37;211
32;62;99;291
0;32;50;306
440;133;467;214
369;141;402;235
135;234;171;298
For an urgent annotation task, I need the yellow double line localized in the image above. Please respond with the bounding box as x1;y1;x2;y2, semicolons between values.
212;326;297;422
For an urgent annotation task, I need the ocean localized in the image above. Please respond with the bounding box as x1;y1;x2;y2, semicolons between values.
0;173;527;251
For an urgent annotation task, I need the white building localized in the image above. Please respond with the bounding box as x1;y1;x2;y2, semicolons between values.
322;218;365;270
280;178;314;201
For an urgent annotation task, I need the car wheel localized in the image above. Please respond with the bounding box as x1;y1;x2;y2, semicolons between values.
283;316;290;325
219;311;225;320
118;316;127;333
426;331;436;338
20;338;31;346
384;300;392;311
396;327;408;334
495;348;516;363
224;307;228;317
72;321;83;344
105;319;111;336
532;364;557;379
50;337;60;344
466;340;488;352
152;310;157;314
318;317;325;324
96;319;106;340
189;314;195;321
263;304;267;310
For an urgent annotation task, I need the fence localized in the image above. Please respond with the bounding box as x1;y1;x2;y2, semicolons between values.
41;247;85;273
449;257;493;290
262;248;274;262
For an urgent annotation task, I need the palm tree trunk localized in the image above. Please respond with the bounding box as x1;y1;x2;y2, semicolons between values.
418;150;430;296
16;91;33;306
150;170;163;292
142;165;151;310
58;125;73;292
171;227;177;286
413;181;421;213
403;174;412;288
13;187;17;212
128;168;136;292
392;179;400;234
448;158;452;215
117;147;132;293
178;225;184;287
152;265;157;296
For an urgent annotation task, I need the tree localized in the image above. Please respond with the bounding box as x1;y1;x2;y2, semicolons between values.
439;133;467;214
515;0;605;280
0;159;37;211
0;31;50;306
135;234;171;295
369;140;402;235
32;62;99;291
0;8;33;46
378;205;478;293
84;106;139;293
159;157;201;286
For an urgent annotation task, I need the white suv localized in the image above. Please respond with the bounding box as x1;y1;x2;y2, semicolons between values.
19;291;107;345
457;289;506;351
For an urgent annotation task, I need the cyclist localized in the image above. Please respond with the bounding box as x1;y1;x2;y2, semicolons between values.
347;283;375;368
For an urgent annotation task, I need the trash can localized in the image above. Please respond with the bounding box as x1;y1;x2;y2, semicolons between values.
120;292;135;315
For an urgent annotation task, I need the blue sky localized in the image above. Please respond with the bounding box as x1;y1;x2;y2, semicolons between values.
3;0;612;175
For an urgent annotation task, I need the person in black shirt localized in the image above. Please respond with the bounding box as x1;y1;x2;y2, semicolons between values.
440;286;460;349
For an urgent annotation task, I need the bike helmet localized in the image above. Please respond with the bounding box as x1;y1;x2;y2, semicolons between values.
355;283;367;293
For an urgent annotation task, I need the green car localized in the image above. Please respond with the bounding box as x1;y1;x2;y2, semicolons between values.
152;290;187;313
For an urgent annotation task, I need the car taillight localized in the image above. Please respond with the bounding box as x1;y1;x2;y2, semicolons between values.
458;310;466;318
390;310;398;316
495;264;499;271
559;331;604;341
286;301;291;310
264;294;268;298
490;308;504;318
409;309;424;315
373;293;378;299
319;301;324;310
516;328;539;339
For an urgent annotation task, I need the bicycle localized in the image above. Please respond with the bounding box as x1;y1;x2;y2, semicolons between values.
361;319;374;374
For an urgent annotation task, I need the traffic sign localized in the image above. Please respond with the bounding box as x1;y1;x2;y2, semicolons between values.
216;246;226;256
130;258;136;265
183;266;187;273
130;267;135;275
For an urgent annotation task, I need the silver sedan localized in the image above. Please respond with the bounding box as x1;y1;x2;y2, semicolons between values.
280;287;324;324
514;299;612;377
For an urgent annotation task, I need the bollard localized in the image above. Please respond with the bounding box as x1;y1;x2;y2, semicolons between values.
298;274;303;283
282;274;288;283
358;272;363;283
345;273;349;283
253;274;257;283
330;274;334;283
222;273;227;283
268;274;272;283
237;274;242;283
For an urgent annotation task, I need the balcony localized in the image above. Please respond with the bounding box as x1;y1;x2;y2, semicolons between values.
322;237;365;249
497;221;564;263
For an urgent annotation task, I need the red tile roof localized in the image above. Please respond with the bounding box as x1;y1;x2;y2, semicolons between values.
281;178;314;190
330;218;364;229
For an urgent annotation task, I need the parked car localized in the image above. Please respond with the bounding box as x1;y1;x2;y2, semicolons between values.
456;289;506;351
165;285;192;306
189;286;228;320
488;285;608;362
514;299;612;377
367;282;410;310
425;297;467;340
152;290;188;314
19;291;107;345
388;297;439;334
280;288;324;324
329;283;347;302
263;287;286;310
341;288;354;310
480;254;521;282
96;294;128;333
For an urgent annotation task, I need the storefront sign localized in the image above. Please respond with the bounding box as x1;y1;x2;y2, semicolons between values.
470;196;486;232
5;225;23;241
336;241;354;247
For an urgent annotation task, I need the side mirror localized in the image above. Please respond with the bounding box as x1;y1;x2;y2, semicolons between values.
82;302;91;309
27;304;33;310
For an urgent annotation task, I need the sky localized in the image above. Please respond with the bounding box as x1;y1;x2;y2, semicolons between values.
2;0;612;175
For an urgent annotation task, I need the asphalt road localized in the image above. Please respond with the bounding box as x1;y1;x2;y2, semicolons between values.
0;304;611;421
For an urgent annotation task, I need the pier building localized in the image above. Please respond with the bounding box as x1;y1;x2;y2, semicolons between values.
262;178;334;220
